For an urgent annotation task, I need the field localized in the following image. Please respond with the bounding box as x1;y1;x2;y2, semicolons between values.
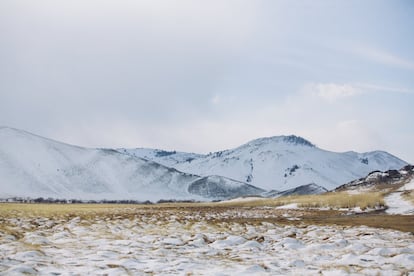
216;191;386;209
1;202;413;275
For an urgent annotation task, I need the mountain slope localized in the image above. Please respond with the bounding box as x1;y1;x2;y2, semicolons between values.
263;183;328;198
117;148;202;168
0;127;263;201
333;165;414;215
119;135;408;191
334;165;414;193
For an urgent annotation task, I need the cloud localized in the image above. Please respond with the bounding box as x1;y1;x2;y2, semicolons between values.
354;83;414;95
0;1;413;164
302;82;414;104
303;83;361;102
350;44;414;70
0;0;261;137
210;95;221;105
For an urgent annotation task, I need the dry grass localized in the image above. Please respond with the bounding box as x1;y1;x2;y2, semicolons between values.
0;192;385;219
0;203;152;220
401;190;414;204
1;202;413;233
296;192;385;210
300;213;414;233
215;192;385;210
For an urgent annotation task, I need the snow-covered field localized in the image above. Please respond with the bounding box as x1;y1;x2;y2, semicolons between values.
1;207;413;275
385;179;414;215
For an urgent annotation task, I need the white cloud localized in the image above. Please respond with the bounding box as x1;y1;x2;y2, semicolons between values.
354;83;414;95
302;82;413;103
1;1;413;164
211;94;221;105
304;83;361;102
351;44;414;70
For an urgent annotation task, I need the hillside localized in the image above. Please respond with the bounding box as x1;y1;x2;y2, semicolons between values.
120;135;408;191
0;127;263;201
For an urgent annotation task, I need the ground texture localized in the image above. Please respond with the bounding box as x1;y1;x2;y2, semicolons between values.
0;205;413;275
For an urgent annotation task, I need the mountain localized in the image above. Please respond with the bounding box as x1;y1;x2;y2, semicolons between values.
188;175;264;199
117;148;203;168
119;135;408;191
334;165;414;193
0;127;264;201
263;183;328;198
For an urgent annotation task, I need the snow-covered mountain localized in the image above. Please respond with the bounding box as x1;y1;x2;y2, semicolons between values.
119;135;408;191
0;127;263;201
117;148;203;168
263;183;328;198
334;165;414;193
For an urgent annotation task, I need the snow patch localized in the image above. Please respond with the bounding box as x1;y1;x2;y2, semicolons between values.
276;203;299;209
385;179;414;215
2;211;413;274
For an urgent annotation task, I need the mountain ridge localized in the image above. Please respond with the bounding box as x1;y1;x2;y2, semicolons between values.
119;135;408;191
0;127;263;201
0;127;409;201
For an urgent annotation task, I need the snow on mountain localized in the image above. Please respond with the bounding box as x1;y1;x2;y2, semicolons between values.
188;175;264;199
333;165;414;215
263;183;328;198
117;148;202;168
0;127;262;201
334;165;414;193
119;135;408;191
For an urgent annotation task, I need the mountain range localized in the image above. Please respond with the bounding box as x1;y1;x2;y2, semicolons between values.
0;127;262;201
0;127;408;201
119;135;407;191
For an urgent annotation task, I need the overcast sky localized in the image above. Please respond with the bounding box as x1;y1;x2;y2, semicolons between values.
1;0;413;163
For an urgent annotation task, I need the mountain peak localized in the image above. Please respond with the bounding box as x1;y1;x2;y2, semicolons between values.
282;135;315;147
246;135;315;148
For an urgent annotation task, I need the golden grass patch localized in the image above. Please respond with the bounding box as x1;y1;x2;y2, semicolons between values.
215;192;385;210
1;202;413;233
401;190;414;204
0;203;152;219
0;192;385;220
295;192;385;210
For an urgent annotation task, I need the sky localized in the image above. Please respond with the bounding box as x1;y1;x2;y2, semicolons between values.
1;0;414;163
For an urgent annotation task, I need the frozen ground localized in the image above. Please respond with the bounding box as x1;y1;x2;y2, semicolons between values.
385;179;414;215
1;208;413;275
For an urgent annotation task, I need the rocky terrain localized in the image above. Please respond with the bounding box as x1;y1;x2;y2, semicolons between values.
335;165;414;193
